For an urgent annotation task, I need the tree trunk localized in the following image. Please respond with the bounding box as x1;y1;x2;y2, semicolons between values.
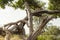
5;31;11;40
27;15;53;40
25;2;33;35
17;22;26;40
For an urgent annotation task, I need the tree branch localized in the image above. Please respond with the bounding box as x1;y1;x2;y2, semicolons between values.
3;10;60;27
3;16;28;27
25;2;33;35
27;15;53;40
32;10;60;17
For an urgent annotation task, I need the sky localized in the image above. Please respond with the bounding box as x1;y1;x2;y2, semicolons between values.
0;0;60;34
0;6;26;26
0;6;30;34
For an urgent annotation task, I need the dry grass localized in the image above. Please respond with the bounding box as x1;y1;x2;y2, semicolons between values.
0;34;23;40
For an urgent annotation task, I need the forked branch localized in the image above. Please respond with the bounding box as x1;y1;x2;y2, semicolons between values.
27;15;53;40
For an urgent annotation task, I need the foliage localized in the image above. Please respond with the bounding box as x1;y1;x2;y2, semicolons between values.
48;0;60;10
43;26;60;35
0;0;14;8
0;0;60;40
14;0;44;9
37;35;56;40
0;0;45;9
48;0;60;17
37;26;60;40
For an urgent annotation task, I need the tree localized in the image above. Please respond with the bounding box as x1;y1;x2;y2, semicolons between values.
0;0;60;40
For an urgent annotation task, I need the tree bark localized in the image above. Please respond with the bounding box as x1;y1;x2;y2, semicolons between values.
32;10;60;17
1;9;60;40
5;31;11;40
3;27;11;40
27;15;53;40
3;16;28;40
25;2;33;35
